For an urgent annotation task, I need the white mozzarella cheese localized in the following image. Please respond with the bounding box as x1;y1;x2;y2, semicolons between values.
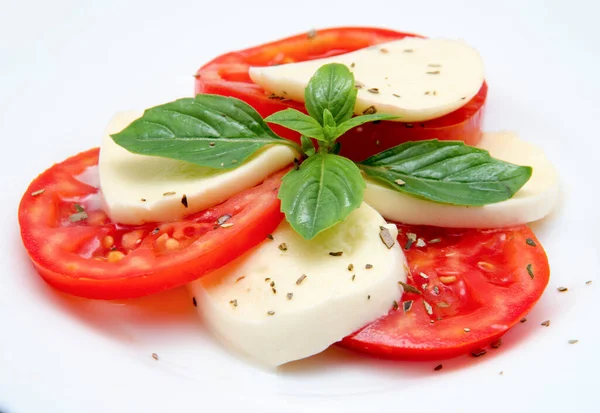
249;38;484;123
188;203;407;367
99;111;298;225
364;132;559;228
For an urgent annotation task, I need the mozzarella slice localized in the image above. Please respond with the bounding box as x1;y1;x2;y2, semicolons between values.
188;203;407;367
249;38;484;123
99;111;298;225
364;132;559;228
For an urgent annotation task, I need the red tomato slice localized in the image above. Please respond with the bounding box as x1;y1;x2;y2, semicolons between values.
195;27;487;161
19;148;285;300
340;224;550;360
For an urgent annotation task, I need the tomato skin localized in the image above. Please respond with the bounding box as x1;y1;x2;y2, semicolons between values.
19;148;285;300
340;225;550;360
195;27;487;161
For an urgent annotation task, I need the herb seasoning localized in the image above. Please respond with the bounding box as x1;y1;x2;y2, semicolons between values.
217;214;232;226
296;274;307;285
69;211;88;223
152;353;159;361
267;234;274;240
365;264;373;269
398;281;421;295
526;264;534;279
424;301;433;315
329;251;343;256
393;300;399;310
426;70;440;75
568;339;578;344
352;274;356;282
367;88;379;94
586;280;592;285
267;310;275;316
395;179;405;186
491;338;502;349
434;364;443;371
541;320;550;327
348;263;354;271
230;299;238;307
557;286;568;292
525;238;537;247
192;297;197;307
162;191;176;196
307;29;317;39
404;232;417;250
402;300;413;313
471;349;487;357
379;226;395;249
181;194;188;208
429;238;442;244
363;106;377;115
278;243;288;251
31;189;45;197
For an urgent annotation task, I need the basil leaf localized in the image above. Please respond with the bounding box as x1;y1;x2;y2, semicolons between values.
335;114;399;138
322;108;337;142
359;140;532;205
304;63;357;125
301;135;316;157
264;109;324;141
279;153;365;239
111;94;296;169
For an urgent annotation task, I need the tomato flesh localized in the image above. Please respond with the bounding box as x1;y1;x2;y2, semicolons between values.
19;149;285;300
195;27;487;161
340;224;550;360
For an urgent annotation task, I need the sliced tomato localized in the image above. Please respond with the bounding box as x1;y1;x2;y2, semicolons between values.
195;27;487;161
340;224;550;360
19;148;285;300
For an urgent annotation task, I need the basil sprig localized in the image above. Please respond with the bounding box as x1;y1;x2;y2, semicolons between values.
112;63;532;240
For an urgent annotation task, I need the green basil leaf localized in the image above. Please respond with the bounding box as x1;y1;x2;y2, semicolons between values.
111;94;296;169
335;114;399;138
301;135;316;157
304;63;357;126
322;108;338;142
279;153;365;239
264;109;325;141
359;140;532;206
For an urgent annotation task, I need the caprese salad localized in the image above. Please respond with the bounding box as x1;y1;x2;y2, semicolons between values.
18;27;558;368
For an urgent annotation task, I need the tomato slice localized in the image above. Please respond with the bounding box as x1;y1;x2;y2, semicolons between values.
195;27;487;161
19;148;285;300
340;224;550;360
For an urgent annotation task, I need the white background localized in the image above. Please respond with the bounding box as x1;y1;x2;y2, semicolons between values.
1;0;599;412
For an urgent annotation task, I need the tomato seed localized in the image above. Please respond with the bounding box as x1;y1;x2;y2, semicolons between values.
107;251;125;263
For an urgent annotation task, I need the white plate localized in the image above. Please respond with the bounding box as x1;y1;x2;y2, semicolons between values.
1;1;598;412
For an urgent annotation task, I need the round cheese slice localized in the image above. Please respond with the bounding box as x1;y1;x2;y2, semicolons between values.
249;37;485;123
188;203;407;367
364;131;559;228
